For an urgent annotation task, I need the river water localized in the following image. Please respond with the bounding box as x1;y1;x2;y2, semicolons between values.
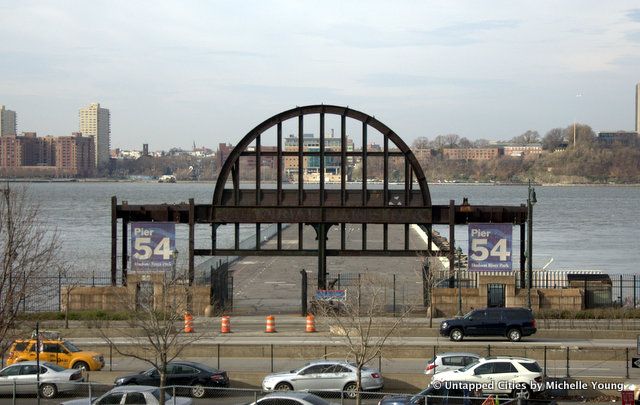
23;182;640;277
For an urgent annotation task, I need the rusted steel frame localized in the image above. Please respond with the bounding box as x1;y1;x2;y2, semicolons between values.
404;158;411;249
520;223;526;288
111;196;118;286
188;198;195;288
298;114;303;250
319;108;325;206
340;111;347;250
383;134;389;250
242;150;405;157
449;199;455;287
362;119;368;250
195;248;450;257
256;134;261;250
212;206;432;223
116;203;527;225
211;105;431;208
122;217;128;282
277;122;283;250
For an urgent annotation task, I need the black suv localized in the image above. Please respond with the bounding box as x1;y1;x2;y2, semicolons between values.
440;307;536;342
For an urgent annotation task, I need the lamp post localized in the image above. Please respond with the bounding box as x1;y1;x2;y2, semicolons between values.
456;247;463;317
527;180;537;309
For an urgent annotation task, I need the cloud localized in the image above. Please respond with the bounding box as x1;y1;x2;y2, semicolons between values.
360;73;510;89
314;19;519;49
626;9;640;22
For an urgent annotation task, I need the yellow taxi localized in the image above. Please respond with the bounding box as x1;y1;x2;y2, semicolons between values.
6;332;104;371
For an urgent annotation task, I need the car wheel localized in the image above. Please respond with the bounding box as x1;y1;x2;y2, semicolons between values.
507;328;522;342
191;383;206;398
512;384;532;399
343;382;357;399
275;382;293;391
450;328;464;341
40;383;58;399
72;361;89;371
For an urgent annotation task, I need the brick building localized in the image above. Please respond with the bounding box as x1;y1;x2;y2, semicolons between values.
442;148;503;160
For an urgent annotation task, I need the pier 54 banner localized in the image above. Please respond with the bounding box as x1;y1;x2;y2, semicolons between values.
131;222;176;272
468;223;512;271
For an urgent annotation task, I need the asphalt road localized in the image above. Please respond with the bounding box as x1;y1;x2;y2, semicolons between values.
71;335;637;349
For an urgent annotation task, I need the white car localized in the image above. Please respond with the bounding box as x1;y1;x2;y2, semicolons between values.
262;360;383;398
60;385;192;405
0;361;84;399
424;352;480;375
431;357;544;399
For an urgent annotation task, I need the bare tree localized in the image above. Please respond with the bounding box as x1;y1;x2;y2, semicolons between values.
315;274;412;405
0;184;61;357
411;136;430;149
542;128;564;150
99;274;205;403
511;130;540;145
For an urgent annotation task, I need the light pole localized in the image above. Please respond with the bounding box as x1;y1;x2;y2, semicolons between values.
456;247;463;317
527;180;537;309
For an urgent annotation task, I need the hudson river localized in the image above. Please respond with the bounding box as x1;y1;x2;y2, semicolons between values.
25;182;639;277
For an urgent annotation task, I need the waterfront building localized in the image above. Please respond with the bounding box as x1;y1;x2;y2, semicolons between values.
503;144;543;157
597;131;639;147
442;147;503;160
79;102;110;167
55;133;95;177
284;132;354;180
0;105;17;136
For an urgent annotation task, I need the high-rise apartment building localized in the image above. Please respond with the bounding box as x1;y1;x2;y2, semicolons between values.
79;102;110;167
1;105;17;136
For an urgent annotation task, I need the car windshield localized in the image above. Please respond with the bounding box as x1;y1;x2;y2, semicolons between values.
463;310;476;319
62;341;81;352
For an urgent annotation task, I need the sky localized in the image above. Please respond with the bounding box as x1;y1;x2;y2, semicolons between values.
1;1;640;151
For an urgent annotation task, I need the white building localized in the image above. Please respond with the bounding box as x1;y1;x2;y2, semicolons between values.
0;105;17;136
79;102;110;167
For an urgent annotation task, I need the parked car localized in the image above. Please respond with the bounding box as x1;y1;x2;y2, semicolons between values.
250;392;337;405
439;307;537;342
0;361;84;399
60;385;192;405
114;360;229;398
378;382;484;405
261;360;383;398
6;337;104;371
424;353;480;375
431;356;544;399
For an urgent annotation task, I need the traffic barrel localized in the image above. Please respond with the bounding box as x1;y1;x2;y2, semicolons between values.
221;316;231;333
265;315;276;333
184;313;194;333
305;314;316;333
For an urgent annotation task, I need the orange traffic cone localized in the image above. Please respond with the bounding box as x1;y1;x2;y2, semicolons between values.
221;316;231;333
265;315;276;333
184;313;194;333
305;314;316;333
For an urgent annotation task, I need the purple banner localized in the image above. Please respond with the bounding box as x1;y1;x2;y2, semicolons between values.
468;223;512;271
131;222;176;272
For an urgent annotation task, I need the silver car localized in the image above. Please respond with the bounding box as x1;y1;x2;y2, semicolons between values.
262;360;383;398
60;385;192;405
424;352;480;375
250;392;337;405
0;361;84;399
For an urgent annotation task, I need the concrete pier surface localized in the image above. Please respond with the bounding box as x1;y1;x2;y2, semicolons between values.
227;223;438;315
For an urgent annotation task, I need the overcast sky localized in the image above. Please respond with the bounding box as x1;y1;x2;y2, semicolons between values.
1;1;639;150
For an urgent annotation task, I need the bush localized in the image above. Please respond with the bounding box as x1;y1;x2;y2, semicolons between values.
537;308;640;319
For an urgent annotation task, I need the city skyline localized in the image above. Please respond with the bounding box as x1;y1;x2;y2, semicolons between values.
2;1;640;150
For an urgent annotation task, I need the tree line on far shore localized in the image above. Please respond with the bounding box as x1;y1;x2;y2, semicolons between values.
101;122;640;184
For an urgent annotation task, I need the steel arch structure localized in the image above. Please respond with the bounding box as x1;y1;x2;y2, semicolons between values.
113;105;528;292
